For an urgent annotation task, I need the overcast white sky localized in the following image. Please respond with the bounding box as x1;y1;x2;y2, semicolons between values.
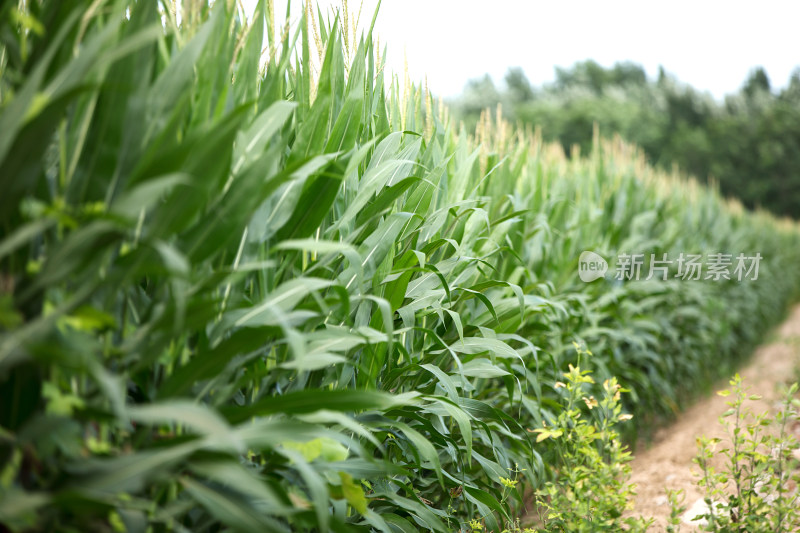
244;0;800;100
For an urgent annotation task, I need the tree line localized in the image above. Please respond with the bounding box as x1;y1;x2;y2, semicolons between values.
453;61;800;218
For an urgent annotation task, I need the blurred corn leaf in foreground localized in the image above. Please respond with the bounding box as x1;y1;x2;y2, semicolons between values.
1;1;799;531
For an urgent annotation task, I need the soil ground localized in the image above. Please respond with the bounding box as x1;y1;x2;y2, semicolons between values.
628;304;800;531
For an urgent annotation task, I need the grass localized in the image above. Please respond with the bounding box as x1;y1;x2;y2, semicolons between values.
1;1;800;531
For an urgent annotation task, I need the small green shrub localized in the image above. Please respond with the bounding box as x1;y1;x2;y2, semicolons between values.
531;346;652;532
666;488;688;532
681;375;800;532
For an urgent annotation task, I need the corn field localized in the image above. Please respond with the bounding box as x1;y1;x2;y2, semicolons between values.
1;1;799;531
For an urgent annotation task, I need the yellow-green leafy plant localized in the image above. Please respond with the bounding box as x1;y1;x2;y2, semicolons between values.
686;375;800;531
666;488;688;532
532;346;651;531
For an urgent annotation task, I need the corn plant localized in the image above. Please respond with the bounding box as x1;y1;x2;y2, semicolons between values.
1;1;800;531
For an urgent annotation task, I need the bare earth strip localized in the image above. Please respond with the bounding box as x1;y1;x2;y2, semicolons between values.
628;304;800;531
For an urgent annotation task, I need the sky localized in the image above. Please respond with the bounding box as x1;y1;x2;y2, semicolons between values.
243;0;800;100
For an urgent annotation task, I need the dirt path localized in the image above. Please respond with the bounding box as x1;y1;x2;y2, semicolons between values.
629;304;800;530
